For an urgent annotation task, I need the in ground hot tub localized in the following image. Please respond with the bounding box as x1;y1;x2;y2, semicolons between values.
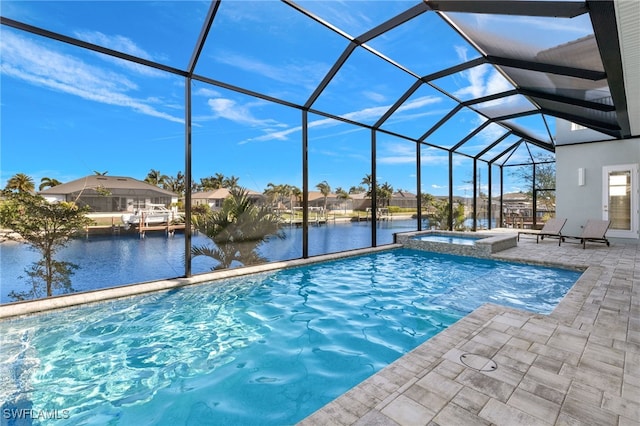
396;231;517;257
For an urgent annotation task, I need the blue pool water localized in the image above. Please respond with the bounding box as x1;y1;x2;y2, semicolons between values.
0;249;581;425
411;234;483;246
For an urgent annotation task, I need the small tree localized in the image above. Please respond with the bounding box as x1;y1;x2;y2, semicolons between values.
191;187;284;270
0;192;94;300
430;199;466;230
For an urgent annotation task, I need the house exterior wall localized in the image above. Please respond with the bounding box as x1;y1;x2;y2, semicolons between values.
556;137;640;239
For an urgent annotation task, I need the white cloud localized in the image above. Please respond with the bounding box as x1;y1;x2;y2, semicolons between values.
194;87;221;98
398;95;442;112
213;50;327;92
199;85;444;146
454;45;469;61
1;31;183;123
207;98;285;128
362;90;387;103
74;30;166;77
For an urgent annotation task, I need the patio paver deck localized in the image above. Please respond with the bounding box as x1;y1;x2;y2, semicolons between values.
299;232;639;426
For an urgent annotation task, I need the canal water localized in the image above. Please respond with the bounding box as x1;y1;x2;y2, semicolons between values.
0;219;423;303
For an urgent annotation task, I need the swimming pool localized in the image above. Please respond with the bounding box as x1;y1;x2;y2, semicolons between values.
0;249;581;425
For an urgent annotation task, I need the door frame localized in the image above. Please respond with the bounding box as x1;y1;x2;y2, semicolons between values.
602;164;639;238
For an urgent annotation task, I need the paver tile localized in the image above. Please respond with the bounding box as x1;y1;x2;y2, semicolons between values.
479;398;552;426
415;371;463;400
602;392;640;422
381;395;435;426
353;410;400;426
431;359;465;380
450;387;490;415
523;365;572;393
432;403;490;426
529;342;580;366
455;369;515;402
560;395;618;425
507;388;561;423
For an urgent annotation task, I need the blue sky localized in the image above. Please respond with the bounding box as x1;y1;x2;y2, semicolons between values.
1;1;589;196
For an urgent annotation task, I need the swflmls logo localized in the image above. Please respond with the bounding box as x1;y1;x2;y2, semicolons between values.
2;409;70;420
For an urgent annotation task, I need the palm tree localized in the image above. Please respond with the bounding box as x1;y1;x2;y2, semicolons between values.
264;182;283;209
281;184;294;209
335;187;350;213
144;169;167;187
361;174;373;197
163;171;185;195
379;182;394;207
315;180;331;213
38;177;62;191
199;173;225;191
291;186;302;209
222;175;240;189
5;173;35;193
191;187;284;270
93;170;108;176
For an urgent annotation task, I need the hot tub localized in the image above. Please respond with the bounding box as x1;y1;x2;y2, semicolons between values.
395;230;517;257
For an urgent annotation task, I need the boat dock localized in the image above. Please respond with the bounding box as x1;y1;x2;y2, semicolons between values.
83;222;189;238
279;218;328;227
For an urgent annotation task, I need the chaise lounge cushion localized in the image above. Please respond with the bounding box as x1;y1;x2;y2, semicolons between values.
517;217;566;246
577;219;611;249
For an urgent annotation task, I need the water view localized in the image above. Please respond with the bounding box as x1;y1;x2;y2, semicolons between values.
0;220;422;303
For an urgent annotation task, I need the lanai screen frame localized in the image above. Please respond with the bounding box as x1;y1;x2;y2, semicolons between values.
1;0;626;279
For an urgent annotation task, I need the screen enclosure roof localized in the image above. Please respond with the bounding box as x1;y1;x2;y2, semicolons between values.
2;0;638;167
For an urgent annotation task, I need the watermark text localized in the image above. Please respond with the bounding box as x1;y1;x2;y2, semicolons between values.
2;408;70;420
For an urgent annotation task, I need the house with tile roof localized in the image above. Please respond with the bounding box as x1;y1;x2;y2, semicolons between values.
38;175;178;213
191;188;265;210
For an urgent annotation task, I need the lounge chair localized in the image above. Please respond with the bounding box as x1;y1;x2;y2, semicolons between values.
575;219;611;249
517;217;566;245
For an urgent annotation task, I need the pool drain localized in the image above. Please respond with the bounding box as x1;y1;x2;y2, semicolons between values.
459;353;498;372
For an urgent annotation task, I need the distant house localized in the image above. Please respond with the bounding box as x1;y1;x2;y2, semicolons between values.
501;192;555;228
350;192;371;211
192;188;264;210
390;191;417;209
502;192;532;219
308;191;341;211
38;175;178;213
347;191;419;210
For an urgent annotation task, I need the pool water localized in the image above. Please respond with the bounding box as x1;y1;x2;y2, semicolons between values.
0;249;581;425
411;234;482;246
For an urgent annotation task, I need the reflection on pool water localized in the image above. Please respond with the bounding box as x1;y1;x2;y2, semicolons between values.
410;234;483;246
0;249;581;425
